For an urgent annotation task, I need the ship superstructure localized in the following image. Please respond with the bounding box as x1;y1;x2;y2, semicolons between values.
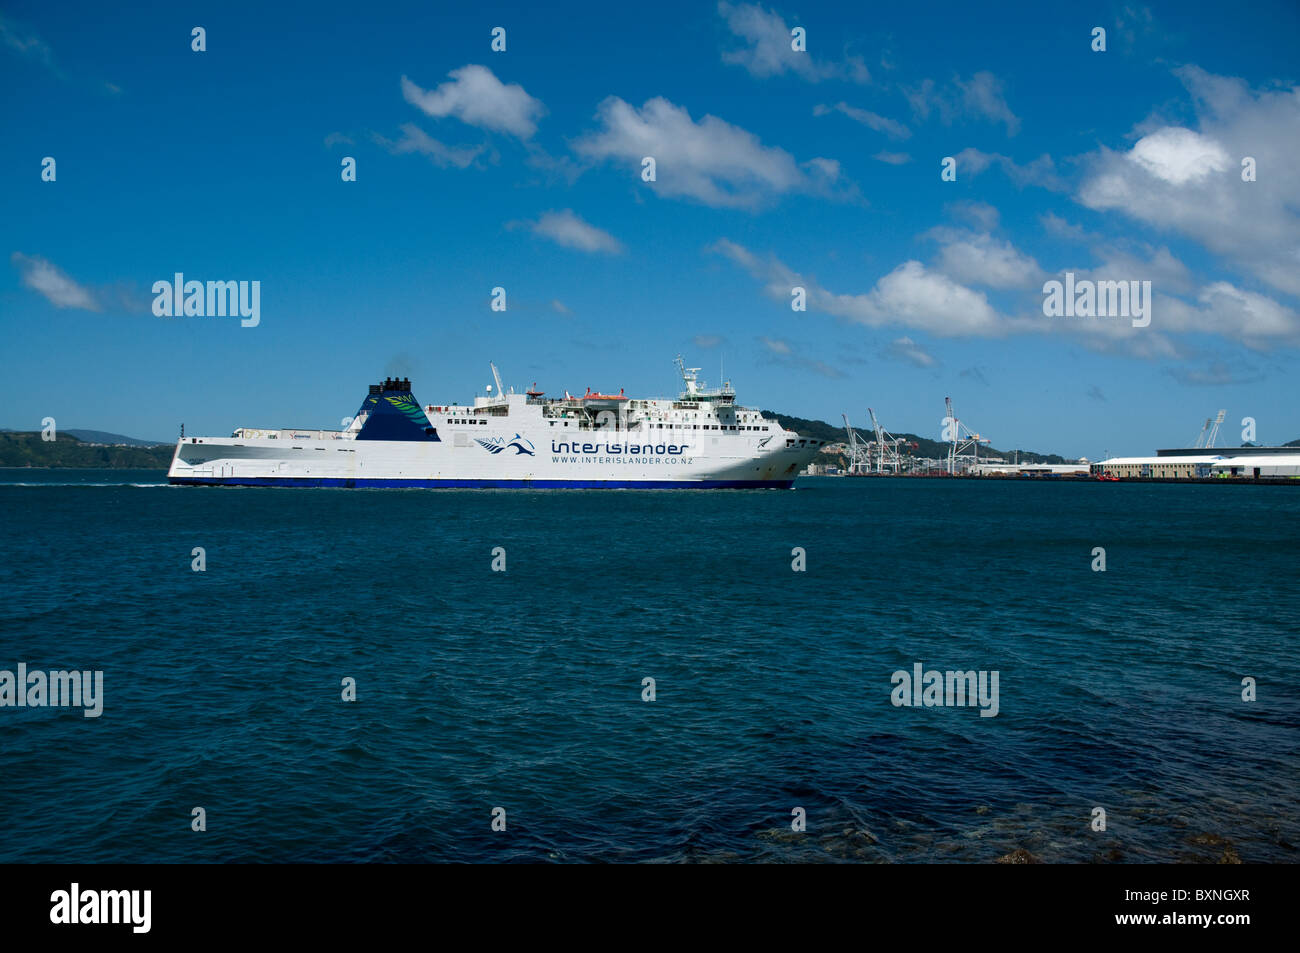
168;357;827;488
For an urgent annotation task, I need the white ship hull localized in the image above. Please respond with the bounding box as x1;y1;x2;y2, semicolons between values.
169;433;816;488
169;364;826;489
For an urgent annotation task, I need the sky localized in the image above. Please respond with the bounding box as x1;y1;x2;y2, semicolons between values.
2;0;1298;457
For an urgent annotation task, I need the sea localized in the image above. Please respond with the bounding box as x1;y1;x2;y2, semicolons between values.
1;469;1296;863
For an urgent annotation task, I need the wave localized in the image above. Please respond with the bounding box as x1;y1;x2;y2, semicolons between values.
0;481;170;488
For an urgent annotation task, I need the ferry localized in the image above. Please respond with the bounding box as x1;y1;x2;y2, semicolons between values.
168;357;827;488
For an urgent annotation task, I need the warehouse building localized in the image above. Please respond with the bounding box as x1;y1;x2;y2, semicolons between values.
970;462;1090;477
1092;446;1300;479
1091;455;1218;478
1211;454;1300;477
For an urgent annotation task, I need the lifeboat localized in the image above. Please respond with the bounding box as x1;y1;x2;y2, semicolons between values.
580;387;627;401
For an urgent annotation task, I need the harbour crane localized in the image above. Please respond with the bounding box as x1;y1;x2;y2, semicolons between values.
841;413;872;474
867;407;907;473
1193;409;1227;449
944;396;991;475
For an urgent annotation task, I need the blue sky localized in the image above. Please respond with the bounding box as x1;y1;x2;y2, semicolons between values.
2;0;1298;456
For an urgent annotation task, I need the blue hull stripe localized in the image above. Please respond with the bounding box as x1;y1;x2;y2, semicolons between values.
169;476;795;490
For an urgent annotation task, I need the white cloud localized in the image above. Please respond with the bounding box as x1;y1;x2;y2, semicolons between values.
718;2;868;83
372;123;485;168
873;151;911;165
572;96;848;209
717;203;1300;355
956;72;1019;135
524;210;623;254
1128;127;1231;185
1115;4;1157;49
1034;247;1300;355
904;71;1019;135
1164;360;1263;387
401;65;545;139
1079;244;1196;297
953;148;1064;190
859;260;1010;335
885;336;936;367
1158;282;1300;344
1076;67;1300;296
947;201;1000;231
713;239;1020;337
11;253;98;311
757;335;843;377
714;235;1300;357
813;102;910;139
0;14;55;70
929;229;1044;289
1040;212;1092;243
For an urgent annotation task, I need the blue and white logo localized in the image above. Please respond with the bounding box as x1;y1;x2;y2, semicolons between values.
476;433;535;456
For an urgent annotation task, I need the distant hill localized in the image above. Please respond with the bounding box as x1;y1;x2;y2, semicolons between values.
63;429;169;447
0;432;173;469
762;411;1072;466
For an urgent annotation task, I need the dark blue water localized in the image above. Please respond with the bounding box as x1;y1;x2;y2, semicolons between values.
1;469;1297;863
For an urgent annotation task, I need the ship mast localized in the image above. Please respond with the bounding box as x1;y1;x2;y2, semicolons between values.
674;354;702;397
489;362;506;404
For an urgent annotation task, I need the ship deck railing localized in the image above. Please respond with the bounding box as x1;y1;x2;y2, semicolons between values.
231;428;348;441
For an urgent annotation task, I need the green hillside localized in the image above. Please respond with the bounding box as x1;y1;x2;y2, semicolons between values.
64;429;168;447
0;432;173;469
762;411;1072;466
